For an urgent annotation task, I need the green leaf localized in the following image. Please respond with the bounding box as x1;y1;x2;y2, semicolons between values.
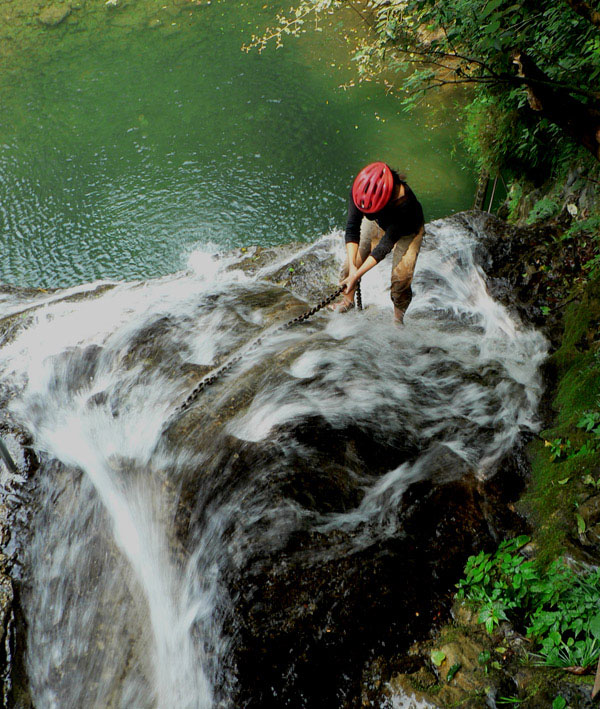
589;613;600;640
557;477;570;485
515;535;530;548
478;650;491;665
549;630;562;646
576;513;587;534
487;19;501;34
446;663;461;682
431;650;446;667
552;697;567;709
481;0;505;20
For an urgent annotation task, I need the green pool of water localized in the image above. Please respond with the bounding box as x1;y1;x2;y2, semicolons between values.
0;0;476;288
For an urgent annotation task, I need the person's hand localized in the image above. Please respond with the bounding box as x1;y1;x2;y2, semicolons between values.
340;270;359;294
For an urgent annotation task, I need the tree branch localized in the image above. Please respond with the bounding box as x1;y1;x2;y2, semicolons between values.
385;45;600;101
347;2;374;29
512;49;600;160
562;0;600;27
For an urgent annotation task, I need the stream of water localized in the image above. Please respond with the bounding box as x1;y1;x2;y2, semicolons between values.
0;214;546;707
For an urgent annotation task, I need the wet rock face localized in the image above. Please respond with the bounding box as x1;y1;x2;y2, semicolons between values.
456;211;553;325
464;209;587;351
0;429;36;709
224;458;527;708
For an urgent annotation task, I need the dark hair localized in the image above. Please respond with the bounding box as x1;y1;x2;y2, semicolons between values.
389;167;406;184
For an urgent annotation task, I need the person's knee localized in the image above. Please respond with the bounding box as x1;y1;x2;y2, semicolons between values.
391;282;412;311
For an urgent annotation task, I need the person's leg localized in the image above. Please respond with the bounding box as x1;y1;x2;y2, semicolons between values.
390;225;424;323
336;221;382;311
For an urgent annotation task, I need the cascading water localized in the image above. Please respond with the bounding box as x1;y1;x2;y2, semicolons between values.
0;213;547;708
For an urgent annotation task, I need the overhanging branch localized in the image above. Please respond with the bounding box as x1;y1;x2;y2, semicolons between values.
562;0;600;27
512;49;600;160
383;45;599;101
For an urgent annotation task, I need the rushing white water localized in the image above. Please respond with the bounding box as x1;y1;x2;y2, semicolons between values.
385;691;438;709
0;214;547;707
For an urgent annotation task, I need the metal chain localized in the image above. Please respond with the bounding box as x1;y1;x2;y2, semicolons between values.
178;286;346;413
356;281;363;311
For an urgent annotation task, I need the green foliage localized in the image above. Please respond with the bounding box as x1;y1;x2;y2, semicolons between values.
251;0;600;178
478;649;491;666
431;649;446;667
570;215;600;278
526;197;560;225
544;437;572;461
506;182;524;222
583;473;600;490
561;214;600;243
446;662;461;682
526;277;600;564
461;95;518;173
456;536;600;669
577;410;600;434
542;407;600;461
477;649;503;675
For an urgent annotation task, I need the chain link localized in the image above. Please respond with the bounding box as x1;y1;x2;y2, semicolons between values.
178;286;346;413
356;282;363;311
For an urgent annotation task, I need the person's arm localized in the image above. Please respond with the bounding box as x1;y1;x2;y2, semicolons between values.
344;198;363;247
345;241;359;278
340;254;378;295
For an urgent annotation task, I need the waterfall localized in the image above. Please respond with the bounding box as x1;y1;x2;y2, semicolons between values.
0;214;547;707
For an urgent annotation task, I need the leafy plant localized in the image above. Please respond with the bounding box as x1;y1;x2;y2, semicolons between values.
577;411;600;435
542;411;600;462
479;601;509;633
544;438;572;461
478;650;491;666
456;536;600;670
526;197;560;225
583;474;600;490
535;635;599;669
563;214;600;243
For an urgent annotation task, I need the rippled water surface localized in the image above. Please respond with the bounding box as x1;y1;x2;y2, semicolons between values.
0;0;475;287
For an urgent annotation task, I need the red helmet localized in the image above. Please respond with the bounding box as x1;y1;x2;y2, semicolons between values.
352;162;394;213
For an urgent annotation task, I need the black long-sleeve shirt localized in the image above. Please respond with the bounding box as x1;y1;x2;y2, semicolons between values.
344;182;424;262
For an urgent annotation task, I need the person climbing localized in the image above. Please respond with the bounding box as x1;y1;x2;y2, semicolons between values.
333;161;425;323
